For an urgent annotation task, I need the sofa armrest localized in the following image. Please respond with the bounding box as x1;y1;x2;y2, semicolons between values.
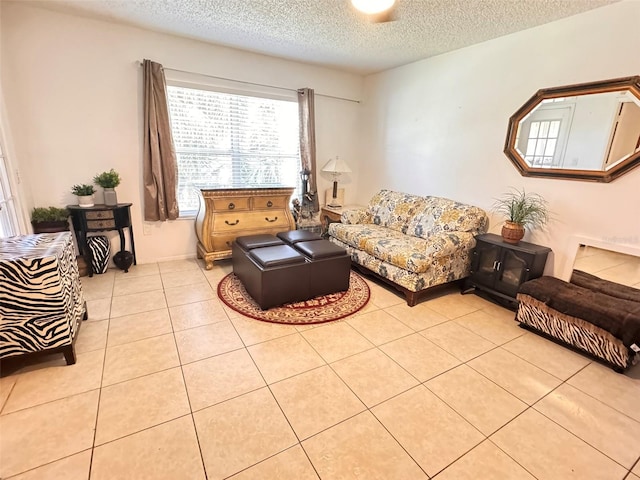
425;231;476;259
341;208;370;225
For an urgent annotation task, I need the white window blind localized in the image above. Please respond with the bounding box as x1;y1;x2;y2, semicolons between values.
166;85;301;216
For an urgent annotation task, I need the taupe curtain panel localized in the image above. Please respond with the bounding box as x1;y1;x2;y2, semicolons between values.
143;59;179;221
297;88;320;213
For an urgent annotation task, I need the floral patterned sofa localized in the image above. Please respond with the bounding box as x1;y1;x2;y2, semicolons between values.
328;190;488;306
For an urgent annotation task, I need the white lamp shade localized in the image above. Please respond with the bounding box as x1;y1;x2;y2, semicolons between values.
351;0;395;15
322;157;352;174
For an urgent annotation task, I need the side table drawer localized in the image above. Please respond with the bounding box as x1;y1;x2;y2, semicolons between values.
86;210;114;220
87;219;116;230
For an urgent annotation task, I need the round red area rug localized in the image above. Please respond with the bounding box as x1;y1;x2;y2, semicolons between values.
217;271;370;325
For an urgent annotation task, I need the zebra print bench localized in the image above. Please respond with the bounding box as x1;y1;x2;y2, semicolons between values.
516;274;640;372
0;232;87;365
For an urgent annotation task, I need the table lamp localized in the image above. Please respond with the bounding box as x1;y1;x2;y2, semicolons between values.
322;156;352;207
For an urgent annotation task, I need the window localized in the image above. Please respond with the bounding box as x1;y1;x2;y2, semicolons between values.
524;120;561;167
0;137;21;238
166;85;301;216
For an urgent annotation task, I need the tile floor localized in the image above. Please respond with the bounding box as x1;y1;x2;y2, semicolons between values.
574;245;640;288
1;258;639;479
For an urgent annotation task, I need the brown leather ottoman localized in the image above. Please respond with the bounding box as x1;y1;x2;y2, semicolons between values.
232;235;310;310
277;230;323;245
294;240;351;298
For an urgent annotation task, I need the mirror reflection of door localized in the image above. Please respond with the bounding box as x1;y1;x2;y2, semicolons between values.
604;101;640;167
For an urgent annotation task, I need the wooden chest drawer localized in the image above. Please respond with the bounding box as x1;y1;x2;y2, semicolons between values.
211;197;251;212
213;210;290;232
212;235;237;251
86;219;116;230
252;196;288;210
86;210;114;220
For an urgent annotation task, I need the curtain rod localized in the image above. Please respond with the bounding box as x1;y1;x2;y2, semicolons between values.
138;62;360;104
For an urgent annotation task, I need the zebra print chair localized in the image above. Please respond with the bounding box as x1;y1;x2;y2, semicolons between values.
0;232;87;365
516;273;640;372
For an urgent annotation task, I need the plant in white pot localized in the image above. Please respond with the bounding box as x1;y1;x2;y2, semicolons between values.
93;169;121;206
492;188;550;244
71;184;96;208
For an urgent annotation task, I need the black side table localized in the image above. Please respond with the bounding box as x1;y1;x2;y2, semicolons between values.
67;203;137;277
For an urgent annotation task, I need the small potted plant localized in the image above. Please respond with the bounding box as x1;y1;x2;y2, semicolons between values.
493;188;550;244
31;206;70;233
93;169;121;206
71;184;96;208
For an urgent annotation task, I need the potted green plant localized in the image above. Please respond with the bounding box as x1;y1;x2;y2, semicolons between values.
493;188;550;244
93;169;121;206
31;207;70;233
71;184;96;208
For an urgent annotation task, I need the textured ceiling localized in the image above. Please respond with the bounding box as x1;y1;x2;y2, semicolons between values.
32;0;617;74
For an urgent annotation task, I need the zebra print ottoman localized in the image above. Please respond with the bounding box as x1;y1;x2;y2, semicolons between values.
0;232;87;365
516;276;640;372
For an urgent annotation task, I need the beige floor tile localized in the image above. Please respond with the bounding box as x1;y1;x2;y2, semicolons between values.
158;259;202;273
331;348;418;407
112;273;163;296
367;282;406;308
95;368;190;445
229;444;318;480
302;411;428;479
385;302;449;331
113;262;159;278
193;387;297;480
573;252;629;275
110;289;167;318
107;308;172;347
468;348;562;405
75;319;108;353
630;474;640;480
271;365;366;440
80;273;114;301
85;297;111;321
634;462;640;476
182;348;265;411
347;309;414;345
420;321;496;362
596;262;640;287
164;283;215;307
301;321;374;363
380;333;460;382
0;375;16;412
425;364;527;435
491;409;627;480
6;450;92;480
502;332;591;380
3;350;103;413
454;309;524;345
457;293;501;311
161;268;208;288
422;292;479;319
229;316;298;345
248;333;325;384
535;383;640;468
92;415;205;480
169;299;229;331
0;390;98;478
435;440;536;480
102;333;179;386
567;362;640;422
372;385;484;476
175;320;244;364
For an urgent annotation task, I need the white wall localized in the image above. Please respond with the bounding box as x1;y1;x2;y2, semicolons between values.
358;0;640;279
1;2;363;262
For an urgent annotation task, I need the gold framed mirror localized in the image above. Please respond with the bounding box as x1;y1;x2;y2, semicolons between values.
504;76;640;182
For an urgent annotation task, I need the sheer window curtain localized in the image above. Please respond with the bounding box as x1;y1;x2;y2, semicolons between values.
297;88;320;213
143;59;179;221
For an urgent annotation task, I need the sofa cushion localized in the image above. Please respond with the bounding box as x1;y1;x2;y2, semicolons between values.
366;190;428;234
407;196;488;240
361;235;432;273
328;223;396;250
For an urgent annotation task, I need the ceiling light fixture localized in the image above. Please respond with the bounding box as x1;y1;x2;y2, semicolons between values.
351;0;396;15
